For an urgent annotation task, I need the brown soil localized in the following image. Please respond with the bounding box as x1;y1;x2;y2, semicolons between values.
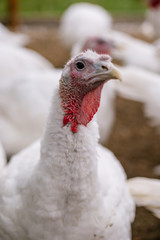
21;23;160;240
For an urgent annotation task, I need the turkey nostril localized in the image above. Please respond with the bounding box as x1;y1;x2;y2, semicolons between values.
101;65;109;71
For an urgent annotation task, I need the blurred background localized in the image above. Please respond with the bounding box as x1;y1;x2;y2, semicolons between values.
0;0;146;21
0;0;160;239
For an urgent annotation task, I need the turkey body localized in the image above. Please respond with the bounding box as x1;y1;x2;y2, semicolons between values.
0;69;61;155
0;23;29;46
0;98;134;240
0;43;53;89
0;51;134;240
128;177;160;219
116;65;160;131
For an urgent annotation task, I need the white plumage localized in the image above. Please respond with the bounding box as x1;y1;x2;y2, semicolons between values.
0;50;134;240
127;177;160;219
0;69;61;155
109;31;160;73
0;23;29;46
116;65;160;131
0;43;53;89
59;2;112;48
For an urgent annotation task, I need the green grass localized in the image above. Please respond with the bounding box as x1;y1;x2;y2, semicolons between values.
0;0;146;19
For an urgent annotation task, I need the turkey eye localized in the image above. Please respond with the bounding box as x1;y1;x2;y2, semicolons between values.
76;61;85;70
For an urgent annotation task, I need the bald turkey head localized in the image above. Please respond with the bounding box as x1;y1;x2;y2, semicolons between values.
147;0;160;8
81;37;114;55
60;50;121;133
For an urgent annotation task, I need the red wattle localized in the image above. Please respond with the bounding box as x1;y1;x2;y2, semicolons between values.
77;83;104;126
61;82;104;133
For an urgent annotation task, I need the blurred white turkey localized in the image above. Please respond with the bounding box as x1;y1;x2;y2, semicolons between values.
127;177;160;219
116;65;160;131
0;50;134;240
60;3;160;73
59;2;112;48
0;23;29;46
140;0;160;39
0;68;61;155
0;42;53;89
0;141;6;171
110;30;160;73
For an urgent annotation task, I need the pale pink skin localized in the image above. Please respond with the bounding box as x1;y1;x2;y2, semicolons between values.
82;37;113;55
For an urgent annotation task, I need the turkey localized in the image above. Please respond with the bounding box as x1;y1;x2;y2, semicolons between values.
0;23;29;46
59;2;112;48
71;36;114;57
72;36;117;145
0;50;134;240
60;3;160;73
0;141;6;171
115;65;160;131
140;0;160;39
72;36;160;139
0;42;53;89
0;37;116;155
127;177;160;219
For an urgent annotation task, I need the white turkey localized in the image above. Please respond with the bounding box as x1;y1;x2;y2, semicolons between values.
0;37;116;155
71;36;118;145
0;50;134;240
0;23;29;46
60;3;160;73
140;0;160;39
127;177;160;219
59;2;112;48
0;42;53;89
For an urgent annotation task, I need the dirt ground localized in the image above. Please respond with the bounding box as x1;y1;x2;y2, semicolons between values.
19;21;160;240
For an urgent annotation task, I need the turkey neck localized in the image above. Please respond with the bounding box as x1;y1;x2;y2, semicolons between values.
38;88;100;205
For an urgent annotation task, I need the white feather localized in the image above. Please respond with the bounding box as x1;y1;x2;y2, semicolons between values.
116;65;160;131
0;43;53;89
127;177;160;219
0;23;29;46
0;69;61;155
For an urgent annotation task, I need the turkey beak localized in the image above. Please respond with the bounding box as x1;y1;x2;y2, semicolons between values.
88;60;122;83
106;64;122;82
